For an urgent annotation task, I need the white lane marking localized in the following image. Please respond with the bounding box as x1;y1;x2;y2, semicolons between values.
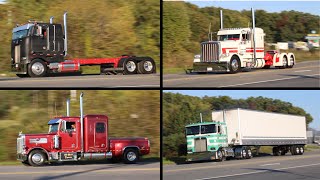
220;74;320;87
111;85;159;87
260;163;280;167
194;162;320;180
294;70;311;73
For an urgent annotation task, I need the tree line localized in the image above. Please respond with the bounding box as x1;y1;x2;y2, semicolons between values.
163;92;313;158
163;1;319;69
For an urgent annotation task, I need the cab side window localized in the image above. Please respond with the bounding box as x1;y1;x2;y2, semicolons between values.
96;123;105;133
66;122;76;131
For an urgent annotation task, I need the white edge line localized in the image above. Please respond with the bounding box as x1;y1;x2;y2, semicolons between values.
220;74;320;87
194;162;320;180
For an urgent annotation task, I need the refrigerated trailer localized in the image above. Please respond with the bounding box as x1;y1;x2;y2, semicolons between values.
186;108;307;162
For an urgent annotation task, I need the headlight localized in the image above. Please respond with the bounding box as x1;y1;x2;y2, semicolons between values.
193;54;201;62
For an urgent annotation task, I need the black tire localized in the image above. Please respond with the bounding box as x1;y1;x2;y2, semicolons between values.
288;55;294;68
229;56;241;73
123;59;138;75
273;147;280;156
216;149;224;162
28;150;47;166
137;59;156;74
299;146;304;155
21;161;31;166
16;74;30;78
123;148;139;164
28;59;47;77
241;148;247;159
281;56;287;69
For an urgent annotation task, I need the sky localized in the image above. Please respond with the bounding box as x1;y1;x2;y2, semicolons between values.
185;1;320;16
164;90;320;131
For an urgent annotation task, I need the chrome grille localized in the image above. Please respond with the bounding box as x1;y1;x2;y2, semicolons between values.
201;42;220;62
194;138;207;152
16;135;25;154
14;45;21;63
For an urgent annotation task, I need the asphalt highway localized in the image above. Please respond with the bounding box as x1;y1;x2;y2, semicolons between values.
0;161;160;180
0;73;160;88
164;60;320;87
164;150;320;180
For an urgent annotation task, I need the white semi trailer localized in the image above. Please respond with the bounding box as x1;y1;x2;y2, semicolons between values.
186;108;307;162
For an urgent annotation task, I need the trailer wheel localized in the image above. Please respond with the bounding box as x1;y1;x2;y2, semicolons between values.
28;59;47;77
241;148;247;159
123;59;138;75
123;148;139;164
246;147;253;159
229;56;241;73
299;146;304;155
28;150;47;166
137;59;156;74
273;147;280;156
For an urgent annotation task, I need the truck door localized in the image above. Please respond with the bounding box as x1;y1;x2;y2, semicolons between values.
240;31;248;55
59;121;78;151
31;25;48;53
94;122;108;151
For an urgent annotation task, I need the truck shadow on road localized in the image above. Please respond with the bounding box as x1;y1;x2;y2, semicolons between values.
244;167;319;179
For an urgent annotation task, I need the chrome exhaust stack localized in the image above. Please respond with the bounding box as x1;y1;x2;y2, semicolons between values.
50;16;54;24
220;10;223;29
63;12;68;57
66;98;70;116
251;8;256;65
80;92;84;154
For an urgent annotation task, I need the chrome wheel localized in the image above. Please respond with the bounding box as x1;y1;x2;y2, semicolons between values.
283;56;287;68
143;61;153;72
231;58;239;71
242;149;247;158
126;151;137;162
31;153;44;165
299;147;304;154
31;62;45;76
126;61;137;72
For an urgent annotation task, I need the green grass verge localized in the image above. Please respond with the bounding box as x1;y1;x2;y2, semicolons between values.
0;161;22;166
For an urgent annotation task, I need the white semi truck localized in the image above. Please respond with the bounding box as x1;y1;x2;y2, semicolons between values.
190;8;295;73
186;108;307;162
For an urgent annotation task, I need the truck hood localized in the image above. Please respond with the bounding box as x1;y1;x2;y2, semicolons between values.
22;133;55;152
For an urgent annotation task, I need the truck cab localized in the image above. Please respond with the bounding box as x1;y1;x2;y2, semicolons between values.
185;121;228;161
11;22;65;76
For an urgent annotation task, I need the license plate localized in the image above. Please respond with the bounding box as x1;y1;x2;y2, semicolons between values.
207;67;213;71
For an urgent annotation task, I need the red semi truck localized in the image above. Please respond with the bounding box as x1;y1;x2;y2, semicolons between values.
11;12;156;77
16;93;150;166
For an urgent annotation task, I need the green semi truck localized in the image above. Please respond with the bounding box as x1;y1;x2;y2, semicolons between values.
186;108;307;162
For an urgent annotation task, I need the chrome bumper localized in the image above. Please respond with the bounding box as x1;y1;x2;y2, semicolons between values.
192;62;229;72
186;151;217;162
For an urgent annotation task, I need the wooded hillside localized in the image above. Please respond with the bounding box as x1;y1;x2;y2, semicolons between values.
163;92;313;158
0;0;160;73
163;1;320;69
0;90;160;161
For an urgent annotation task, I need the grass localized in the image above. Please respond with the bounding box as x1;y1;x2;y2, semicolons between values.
0;161;21;166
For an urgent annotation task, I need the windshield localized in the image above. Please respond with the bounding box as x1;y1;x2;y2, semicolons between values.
186;124;216;135
48;123;59;133
12;29;29;40
218;34;240;41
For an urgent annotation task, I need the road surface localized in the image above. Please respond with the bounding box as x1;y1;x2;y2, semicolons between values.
164;150;320;180
0;73;160;88
0;161;160;180
164;60;320;87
